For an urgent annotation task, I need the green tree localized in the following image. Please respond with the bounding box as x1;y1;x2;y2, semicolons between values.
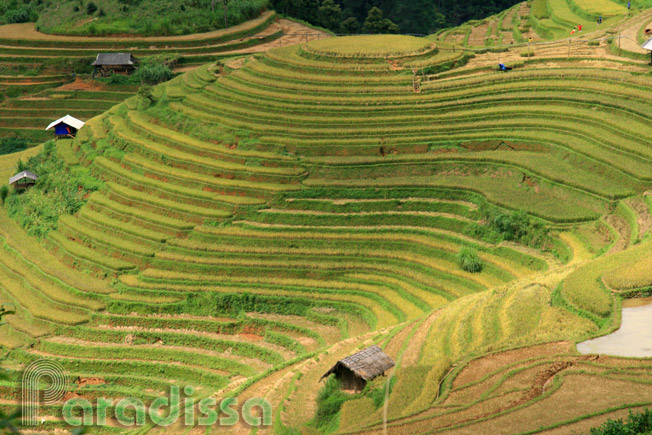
86;1;97;15
319;0;342;31
220;0;230;28
137;84;155;103
340;16;359;34
361;7;399;34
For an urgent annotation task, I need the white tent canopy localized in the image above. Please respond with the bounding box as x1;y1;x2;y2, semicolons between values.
45;115;85;131
641;37;652;51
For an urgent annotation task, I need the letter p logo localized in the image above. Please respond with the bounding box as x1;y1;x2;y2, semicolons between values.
22;359;68;426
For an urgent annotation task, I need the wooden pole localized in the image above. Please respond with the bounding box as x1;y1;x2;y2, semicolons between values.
568;38;571;57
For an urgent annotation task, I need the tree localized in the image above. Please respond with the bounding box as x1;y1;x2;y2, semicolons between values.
340;16;359;34
319;0;342;31
220;0;230;28
137;85;155;104
86;1;97;15
361;7;399;34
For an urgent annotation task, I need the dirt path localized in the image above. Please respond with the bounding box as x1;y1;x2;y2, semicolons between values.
453;38;649;73
614;8;652;54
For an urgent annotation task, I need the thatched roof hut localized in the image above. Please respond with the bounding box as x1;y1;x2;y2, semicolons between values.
320;345;395;391
92;53;136;75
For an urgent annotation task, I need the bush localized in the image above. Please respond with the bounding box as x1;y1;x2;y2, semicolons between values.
6;141;102;237
477;207;549;248
132;54;178;85
457;247;483;273
86;2;97;15
312;375;354;431
134;64;174;84
0;137;28;155
589;408;652;434
0;186;8;205
5;7;33;24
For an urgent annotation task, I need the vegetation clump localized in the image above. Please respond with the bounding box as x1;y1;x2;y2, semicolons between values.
588;408;652;435
479;208;550;248
32;0;270;36
0;137;27;156
6;141;102;237
457;247;483;273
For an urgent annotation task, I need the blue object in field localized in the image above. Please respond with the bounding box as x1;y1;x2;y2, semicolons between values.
499;63;506;70
54;123;73;136
628;1;631;9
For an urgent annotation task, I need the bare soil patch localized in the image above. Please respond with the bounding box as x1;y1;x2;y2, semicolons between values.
57;77;106;91
75;376;106;386
453;341;572;388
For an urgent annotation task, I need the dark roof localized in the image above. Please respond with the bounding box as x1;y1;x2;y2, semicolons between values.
321;345;395;382
9;170;38;185
92;53;135;66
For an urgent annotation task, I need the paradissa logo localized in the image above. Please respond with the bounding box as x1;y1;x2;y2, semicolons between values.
22;359;271;428
62;386;272;427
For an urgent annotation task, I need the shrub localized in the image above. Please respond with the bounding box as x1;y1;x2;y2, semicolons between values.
0;137;27;155
0;186;8;205
312;375;355;431
134;64;174;84
589;408;652;434
6;141;102;237
87;2;97;15
477;208;550;248
5;7;33;24
457;247;483;273
133;55;178;85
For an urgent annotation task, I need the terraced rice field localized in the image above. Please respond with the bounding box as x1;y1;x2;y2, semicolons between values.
436;0;633;50
1;5;652;435
0;11;321;147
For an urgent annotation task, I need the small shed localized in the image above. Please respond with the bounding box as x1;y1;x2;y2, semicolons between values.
9;170;38;191
45;115;85;138
92;53;136;76
642;37;652;64
320;345;395;392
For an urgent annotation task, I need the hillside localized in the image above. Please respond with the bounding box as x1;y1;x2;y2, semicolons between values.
0;0;652;434
1;0;269;37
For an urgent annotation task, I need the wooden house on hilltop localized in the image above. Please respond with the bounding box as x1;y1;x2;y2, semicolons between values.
321;345;395;392
9;170;38;191
92;53;136;76
46;115;85;138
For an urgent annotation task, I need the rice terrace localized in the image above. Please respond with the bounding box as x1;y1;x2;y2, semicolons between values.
1;0;652;433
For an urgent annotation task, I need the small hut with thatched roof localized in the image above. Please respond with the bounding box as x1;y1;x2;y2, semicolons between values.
320;345;395;392
9;170;38;191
